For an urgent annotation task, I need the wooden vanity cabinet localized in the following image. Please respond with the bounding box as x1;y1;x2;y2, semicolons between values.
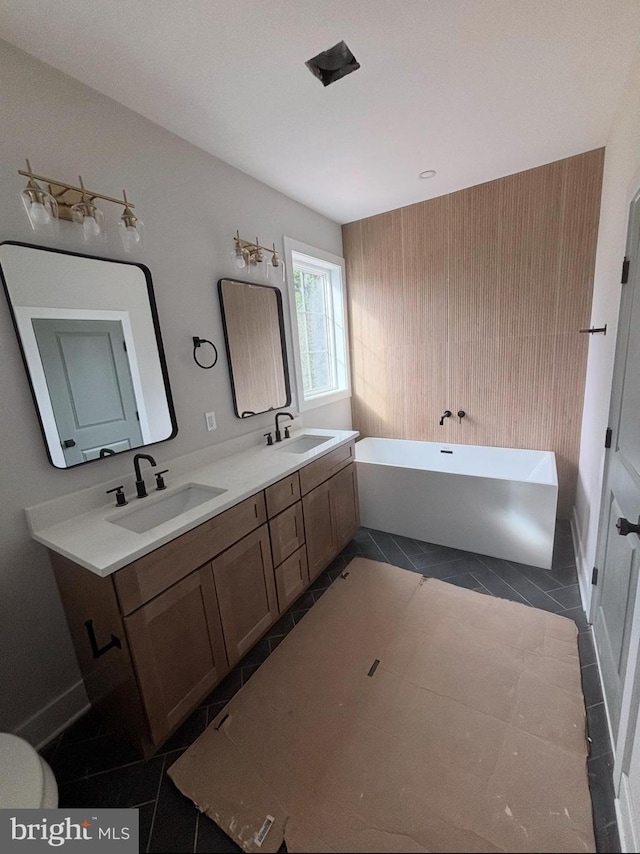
49;493;267;757
50;440;359;756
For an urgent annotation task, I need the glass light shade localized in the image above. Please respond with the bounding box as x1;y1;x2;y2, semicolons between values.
266;257;285;284
21;187;58;233
231;247;246;270
118;216;145;252
71;200;106;243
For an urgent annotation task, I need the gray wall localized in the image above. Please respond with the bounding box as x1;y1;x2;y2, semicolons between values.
0;40;347;739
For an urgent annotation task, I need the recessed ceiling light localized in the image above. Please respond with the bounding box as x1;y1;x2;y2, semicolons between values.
305;40;360;87
419;170;437;179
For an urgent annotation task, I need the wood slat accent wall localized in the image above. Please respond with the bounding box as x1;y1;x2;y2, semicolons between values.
343;149;604;518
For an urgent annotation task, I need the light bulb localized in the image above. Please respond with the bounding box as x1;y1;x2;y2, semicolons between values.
118;202;144;252
28;201;51;226
266;257;285;283
72;193;105;242
21;182;58;233
82;215;101;239
118;220;142;252
121;226;140;251
231;248;246;270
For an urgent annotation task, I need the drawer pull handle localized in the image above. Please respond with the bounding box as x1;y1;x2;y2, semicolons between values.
84;619;122;659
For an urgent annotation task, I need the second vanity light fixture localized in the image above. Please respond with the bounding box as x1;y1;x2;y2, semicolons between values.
19;160;144;251
231;230;284;283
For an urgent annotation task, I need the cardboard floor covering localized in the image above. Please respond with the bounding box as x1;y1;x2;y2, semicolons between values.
169;558;595;853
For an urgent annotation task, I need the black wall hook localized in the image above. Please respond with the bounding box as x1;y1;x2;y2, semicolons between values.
192;336;218;369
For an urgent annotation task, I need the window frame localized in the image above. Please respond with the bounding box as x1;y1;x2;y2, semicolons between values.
284;237;351;412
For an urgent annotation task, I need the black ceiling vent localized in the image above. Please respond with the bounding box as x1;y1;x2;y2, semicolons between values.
305;40;360;87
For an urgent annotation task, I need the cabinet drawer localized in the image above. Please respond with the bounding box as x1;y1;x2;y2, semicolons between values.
265;472;301;518
269;501;305;567
114;492;266;615
274;546;309;613
299;441;355;495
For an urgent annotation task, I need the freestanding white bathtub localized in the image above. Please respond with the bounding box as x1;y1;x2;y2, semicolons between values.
356;437;558;569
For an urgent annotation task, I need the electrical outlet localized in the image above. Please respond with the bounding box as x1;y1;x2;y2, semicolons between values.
205;411;216;431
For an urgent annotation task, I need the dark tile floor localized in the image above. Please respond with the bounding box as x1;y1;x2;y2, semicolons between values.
40;522;619;853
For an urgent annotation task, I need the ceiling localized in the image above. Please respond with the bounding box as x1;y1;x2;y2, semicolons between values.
1;0;640;224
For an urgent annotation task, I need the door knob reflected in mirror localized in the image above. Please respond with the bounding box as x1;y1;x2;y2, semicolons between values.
616;517;640;536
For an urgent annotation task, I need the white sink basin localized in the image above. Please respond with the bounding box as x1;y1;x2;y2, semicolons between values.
108;484;227;534
277;435;334;453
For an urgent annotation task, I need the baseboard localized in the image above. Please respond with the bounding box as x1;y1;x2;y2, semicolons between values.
13;680;89;751
570;507;592;616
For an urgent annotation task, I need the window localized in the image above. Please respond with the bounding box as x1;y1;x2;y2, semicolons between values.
284;238;350;410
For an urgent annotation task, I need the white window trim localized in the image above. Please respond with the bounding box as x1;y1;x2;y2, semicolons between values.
284;237;351;412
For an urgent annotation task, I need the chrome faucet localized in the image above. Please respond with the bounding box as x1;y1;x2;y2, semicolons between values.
439;410;452;426
133;453;157;498
274;411;294;442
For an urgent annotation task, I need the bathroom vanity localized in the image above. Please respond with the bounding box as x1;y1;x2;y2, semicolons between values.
29;430;359;756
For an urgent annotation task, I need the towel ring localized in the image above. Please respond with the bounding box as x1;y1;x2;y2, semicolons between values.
192;336;218;370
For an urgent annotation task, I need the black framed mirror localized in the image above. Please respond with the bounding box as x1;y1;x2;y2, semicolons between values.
0;241;177;468
218;278;291;418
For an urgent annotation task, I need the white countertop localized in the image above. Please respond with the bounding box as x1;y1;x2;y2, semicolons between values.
26;428;359;577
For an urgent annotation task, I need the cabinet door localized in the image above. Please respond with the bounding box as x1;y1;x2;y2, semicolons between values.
302;479;336;582
124;565;228;746
331;463;360;552
269;501;305;567
211;525;278;667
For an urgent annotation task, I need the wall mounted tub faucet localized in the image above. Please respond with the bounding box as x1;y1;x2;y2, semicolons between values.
439;410;452;426
133;453;157;498
457;410;466;423
274;411;294;442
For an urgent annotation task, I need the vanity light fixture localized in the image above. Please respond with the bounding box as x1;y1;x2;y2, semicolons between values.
231;230;284;283
18;160;144;250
